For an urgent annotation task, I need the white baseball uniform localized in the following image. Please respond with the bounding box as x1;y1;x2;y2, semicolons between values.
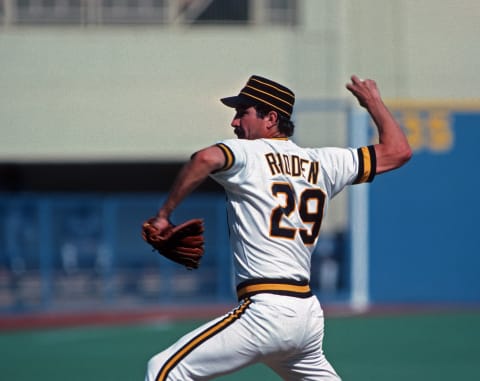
145;138;376;381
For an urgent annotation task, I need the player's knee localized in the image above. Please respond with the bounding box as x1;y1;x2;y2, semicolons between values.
146;352;195;381
145;352;168;381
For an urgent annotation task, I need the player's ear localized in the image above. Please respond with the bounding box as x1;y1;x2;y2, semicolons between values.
265;110;279;129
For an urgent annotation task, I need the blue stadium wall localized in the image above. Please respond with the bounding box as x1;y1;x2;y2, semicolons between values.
1;104;479;313
369;103;480;304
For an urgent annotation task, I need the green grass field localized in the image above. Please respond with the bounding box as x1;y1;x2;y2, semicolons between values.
1;310;479;380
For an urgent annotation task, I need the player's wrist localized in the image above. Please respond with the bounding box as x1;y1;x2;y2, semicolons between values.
157;209;171;220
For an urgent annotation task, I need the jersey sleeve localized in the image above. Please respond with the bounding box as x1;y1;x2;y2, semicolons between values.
353;145;376;184
209;139;248;187
317;145;376;198
215;142;236;172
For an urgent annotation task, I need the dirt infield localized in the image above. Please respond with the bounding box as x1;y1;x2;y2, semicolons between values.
2;302;479;331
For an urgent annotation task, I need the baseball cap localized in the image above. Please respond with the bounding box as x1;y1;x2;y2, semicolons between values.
220;75;295;119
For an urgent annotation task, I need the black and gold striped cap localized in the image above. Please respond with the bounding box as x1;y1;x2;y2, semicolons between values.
221;75;295;119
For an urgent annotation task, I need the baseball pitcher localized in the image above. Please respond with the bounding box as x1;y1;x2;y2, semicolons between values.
142;75;412;380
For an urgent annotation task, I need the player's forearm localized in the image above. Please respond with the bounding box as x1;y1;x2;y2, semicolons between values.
346;75;412;174
367;99;412;174
157;163;206;219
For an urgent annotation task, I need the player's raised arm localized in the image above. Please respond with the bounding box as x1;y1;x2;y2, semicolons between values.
346;75;412;174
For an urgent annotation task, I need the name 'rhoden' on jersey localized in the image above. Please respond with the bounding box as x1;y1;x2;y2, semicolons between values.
264;152;319;185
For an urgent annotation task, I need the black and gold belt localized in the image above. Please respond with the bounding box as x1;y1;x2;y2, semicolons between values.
236;279;312;301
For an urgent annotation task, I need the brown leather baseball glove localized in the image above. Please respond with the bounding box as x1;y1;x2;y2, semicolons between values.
142;218;205;269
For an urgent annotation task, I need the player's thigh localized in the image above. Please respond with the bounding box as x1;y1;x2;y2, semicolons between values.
146;300;260;381
264;307;341;381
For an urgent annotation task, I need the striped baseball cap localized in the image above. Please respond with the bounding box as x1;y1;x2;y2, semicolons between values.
221;75;295;119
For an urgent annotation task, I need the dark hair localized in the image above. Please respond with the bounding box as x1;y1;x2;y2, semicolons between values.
254;104;295;137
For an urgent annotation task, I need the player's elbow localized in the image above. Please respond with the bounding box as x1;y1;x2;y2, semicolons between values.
396;145;413;167
375;144;413;174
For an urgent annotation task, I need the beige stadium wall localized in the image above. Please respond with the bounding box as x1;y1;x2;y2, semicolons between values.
0;27;298;161
0;0;479;162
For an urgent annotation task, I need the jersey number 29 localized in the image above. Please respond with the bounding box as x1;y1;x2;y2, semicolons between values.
270;182;326;245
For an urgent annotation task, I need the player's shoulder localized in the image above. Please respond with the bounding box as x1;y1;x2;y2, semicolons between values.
306;145;356;157
216;139;250;157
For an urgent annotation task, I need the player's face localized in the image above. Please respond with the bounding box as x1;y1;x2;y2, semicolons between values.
231;106;266;140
